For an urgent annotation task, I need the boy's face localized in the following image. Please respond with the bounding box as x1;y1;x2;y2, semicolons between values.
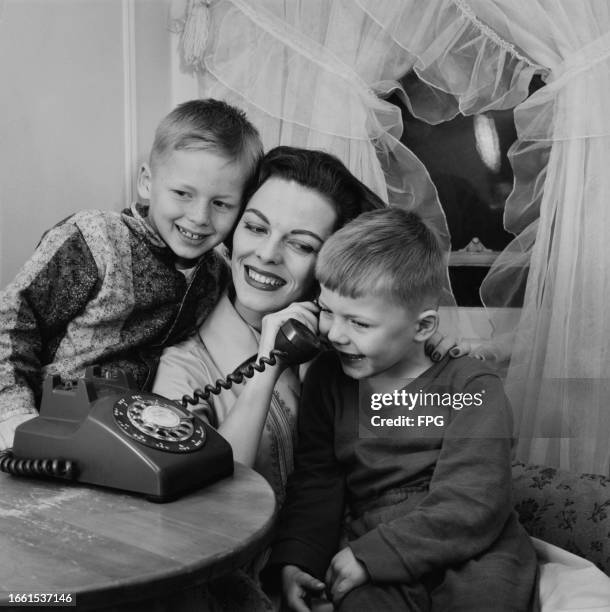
318;285;436;381
137;148;247;268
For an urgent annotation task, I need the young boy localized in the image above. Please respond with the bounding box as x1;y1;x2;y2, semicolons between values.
266;208;538;611
0;99;263;449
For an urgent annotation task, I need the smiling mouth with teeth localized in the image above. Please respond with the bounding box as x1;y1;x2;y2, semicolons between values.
176;225;209;241
337;351;364;361
246;266;286;288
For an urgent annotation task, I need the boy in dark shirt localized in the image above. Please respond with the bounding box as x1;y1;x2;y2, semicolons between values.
267;207;538;611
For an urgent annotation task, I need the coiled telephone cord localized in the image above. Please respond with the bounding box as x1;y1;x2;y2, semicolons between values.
181;349;287;409
0;449;75;479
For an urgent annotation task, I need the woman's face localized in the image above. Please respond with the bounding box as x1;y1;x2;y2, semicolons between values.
231;177;337;328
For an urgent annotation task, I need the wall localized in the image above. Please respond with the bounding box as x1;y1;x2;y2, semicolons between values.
0;0;173;287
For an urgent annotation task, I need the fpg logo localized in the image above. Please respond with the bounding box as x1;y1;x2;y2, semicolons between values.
417;415;444;427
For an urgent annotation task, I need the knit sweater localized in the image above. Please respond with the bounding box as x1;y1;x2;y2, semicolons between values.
268;352;534;586
0;203;229;442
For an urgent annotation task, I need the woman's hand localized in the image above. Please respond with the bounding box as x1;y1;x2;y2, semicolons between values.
470;337;513;363
426;333;514;364
258;301;320;362
425;331;471;362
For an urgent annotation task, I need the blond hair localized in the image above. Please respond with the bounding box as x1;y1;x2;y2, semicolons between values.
150;99;263;176
316;207;446;309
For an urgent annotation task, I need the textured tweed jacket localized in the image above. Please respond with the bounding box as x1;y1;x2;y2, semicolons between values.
0;203;230;425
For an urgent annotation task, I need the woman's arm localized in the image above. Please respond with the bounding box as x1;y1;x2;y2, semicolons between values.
213;358;283;466
153;300;319;467
214;301;319;466
153;329;280;466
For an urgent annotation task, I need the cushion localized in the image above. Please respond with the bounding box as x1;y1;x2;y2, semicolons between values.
513;461;610;575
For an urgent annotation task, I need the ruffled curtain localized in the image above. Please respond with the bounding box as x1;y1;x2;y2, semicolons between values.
169;0;450;250
171;0;610;475
357;2;610;475
475;2;610;475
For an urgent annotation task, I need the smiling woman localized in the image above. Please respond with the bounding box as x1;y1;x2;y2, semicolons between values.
152;146;385;501
231;178;336;328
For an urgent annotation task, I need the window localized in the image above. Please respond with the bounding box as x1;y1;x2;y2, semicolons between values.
391;75;543;306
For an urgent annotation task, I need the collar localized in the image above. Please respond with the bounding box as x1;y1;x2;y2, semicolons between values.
122;203;218;273
122;202;168;249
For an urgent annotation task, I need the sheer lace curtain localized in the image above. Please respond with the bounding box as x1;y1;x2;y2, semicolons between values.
170;0;450;248
358;1;610;475
474;1;610;475
171;0;610;475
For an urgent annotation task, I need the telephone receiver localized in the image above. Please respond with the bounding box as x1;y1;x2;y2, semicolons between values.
0;320;322;502
273;318;322;365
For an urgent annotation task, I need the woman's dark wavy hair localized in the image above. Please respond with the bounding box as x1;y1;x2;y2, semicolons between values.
225;145;385;254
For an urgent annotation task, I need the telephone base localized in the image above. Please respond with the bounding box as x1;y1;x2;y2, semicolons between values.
145;493;180;504
9;367;234;502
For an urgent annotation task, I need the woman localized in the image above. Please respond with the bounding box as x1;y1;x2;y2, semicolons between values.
153;146;455;502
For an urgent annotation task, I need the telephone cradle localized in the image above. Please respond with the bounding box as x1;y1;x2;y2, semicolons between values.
0;367;234;502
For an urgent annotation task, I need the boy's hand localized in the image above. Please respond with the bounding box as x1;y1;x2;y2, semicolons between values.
325;546;369;604
281;564;325;612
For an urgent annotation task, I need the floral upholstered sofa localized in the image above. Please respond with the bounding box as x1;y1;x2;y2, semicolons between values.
513;461;610;575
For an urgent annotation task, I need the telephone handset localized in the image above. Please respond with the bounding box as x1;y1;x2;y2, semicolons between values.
0;319;322;502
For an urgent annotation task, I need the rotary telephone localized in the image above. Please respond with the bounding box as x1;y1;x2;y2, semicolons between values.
0;319;321;502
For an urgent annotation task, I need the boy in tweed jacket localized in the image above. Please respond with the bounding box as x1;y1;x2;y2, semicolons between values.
0;99;262;449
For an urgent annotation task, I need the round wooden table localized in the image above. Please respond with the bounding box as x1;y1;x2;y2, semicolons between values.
0;464;276;611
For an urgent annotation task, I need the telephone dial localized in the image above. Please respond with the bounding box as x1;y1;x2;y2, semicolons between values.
0;319;321;502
